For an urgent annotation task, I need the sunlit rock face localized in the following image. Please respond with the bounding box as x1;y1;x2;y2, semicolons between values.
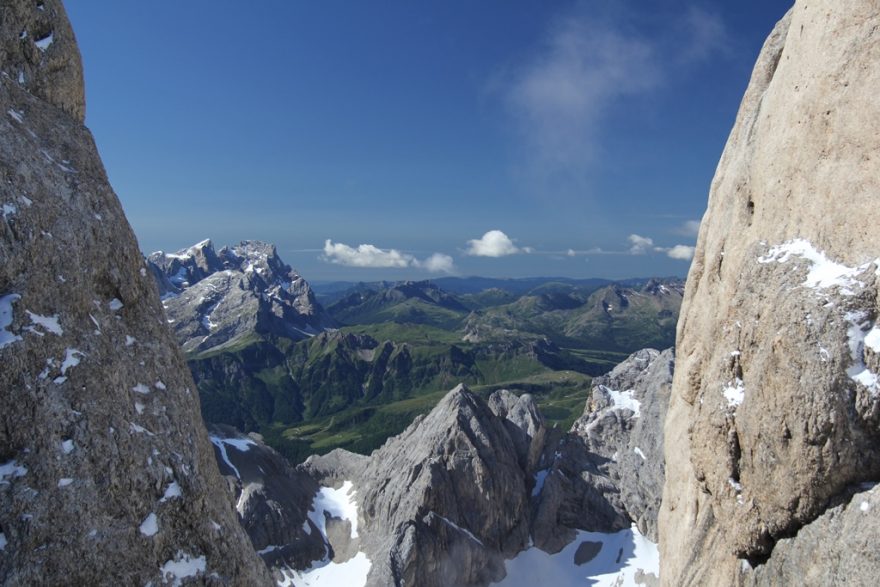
660;2;880;584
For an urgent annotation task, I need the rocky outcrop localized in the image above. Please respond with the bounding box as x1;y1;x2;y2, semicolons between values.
0;1;271;584
660;2;880;585
229;347;671;586
207;425;326;575
309;385;536;587
0;0;83;121
573;348;673;542
532;348;673;551
148;239;334;354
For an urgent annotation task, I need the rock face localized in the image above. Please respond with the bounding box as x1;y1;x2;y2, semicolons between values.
148;239;334;353
660;2;880;585
0;2;271;584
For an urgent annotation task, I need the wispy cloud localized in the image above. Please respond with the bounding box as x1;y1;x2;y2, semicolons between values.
322;239;455;273
675;219;702;237
465;230;523;257
502;12;659;178
497;4;728;185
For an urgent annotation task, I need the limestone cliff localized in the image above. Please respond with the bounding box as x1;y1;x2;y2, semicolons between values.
660;2;880;585
0;1;271;584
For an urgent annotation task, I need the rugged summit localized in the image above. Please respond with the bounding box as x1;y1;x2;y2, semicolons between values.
223;348;671;586
660;2;880;585
0;1;271;584
148;239;334;353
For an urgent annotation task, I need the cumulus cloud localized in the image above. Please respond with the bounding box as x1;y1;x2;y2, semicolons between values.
420;253;455;273
628;234;654;255
666;245;696;260
322;240;455;273
465;230;522;257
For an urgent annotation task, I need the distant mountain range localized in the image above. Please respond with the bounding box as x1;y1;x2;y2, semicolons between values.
148;239;684;461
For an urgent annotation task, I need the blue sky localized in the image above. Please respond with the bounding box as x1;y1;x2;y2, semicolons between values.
66;0;791;281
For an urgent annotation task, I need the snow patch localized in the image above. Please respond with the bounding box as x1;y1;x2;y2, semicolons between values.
6;109;23;124
108;298;123;311
34;32;53;51
532;469;550;497
139;513;158;536
844;311;880;396
492;525;659;587
129;422;154;436
25;311;62;335
132;383;151;395
0;460;27;484
597;385;641;417
429;512;483;546
57;478;73;488
154;380;166;391
634;447;647;460
308;481;360;539
0;294;22;349
61;440;74;454
279;551;371;587
159;551;206;586
723;378;745;408
758;239;873;295
60;348;84;375
160;482;182;502
209;436;249;479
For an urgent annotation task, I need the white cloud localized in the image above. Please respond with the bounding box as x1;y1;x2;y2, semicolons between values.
419;253;455;273
628;234;654;255
465;230;522;257
667;245;696;260
676;219;701;237
567;248;577;257
322;240;455;273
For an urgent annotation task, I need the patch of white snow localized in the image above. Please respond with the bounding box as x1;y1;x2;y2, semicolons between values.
139;513;158;537
159;551;206;586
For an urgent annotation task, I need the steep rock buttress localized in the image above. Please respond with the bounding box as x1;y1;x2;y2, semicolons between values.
660;2;880;585
0;1;271;584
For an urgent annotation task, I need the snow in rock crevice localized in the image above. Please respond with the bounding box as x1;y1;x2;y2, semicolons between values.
723;378;745;408
759;239;880;396
0;294;22;349
159;551;206;586
597;385;642;417
758;239;875;295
